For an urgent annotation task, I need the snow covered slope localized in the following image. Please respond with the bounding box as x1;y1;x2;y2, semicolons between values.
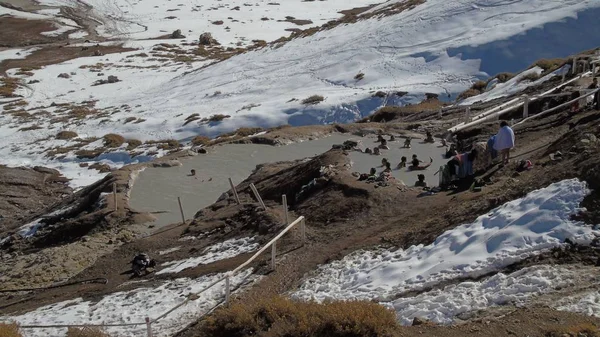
122;0;599;135
293;179;599;323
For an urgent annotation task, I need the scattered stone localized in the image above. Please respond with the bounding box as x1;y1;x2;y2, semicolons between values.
199;32;219;45
372;91;387;98
28;80;40;84
170;29;185;38
89;163;111;173
108;75;119;83
79;163;89;168
70;72;76;76
57;73;70;79
412;317;427;326
93;50;103;56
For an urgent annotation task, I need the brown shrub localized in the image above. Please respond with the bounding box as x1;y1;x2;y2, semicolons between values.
126;139;142;150
56;131;78;139
457;88;481;101
103;133;125;148
0;323;22;337
495;72;515;83
532;58;566;73
66;326;112;337
302;95;325;105
471;80;487;91
191;135;211;146
202;296;399;337
234;127;263;137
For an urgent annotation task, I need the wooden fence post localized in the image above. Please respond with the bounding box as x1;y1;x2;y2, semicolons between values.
225;276;231;306
228;178;240;204
113;183;117;212
271;242;276;271
522;95;529;118
282;195;289;225
249;183;266;210
300;218;306;245
177;197;185;223
145;317;153;337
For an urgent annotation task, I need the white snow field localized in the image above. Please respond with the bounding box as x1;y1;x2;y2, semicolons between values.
293;179;599;323
157;237;258;275
3;269;256;337
557;291;600;318
1;0;600;187
390;264;593;325
35;0;377;46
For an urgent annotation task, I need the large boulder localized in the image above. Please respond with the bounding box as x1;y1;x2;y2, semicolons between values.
199;32;219;46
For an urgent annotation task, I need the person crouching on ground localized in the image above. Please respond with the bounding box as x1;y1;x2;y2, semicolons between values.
493;121;515;165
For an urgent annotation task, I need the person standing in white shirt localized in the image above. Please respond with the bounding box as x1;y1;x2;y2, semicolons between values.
493;121;515;165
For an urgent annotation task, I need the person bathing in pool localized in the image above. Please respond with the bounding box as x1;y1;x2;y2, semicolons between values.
410;155;433;170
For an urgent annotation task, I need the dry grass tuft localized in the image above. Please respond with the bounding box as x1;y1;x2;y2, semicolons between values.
126;139;142;150
0;77;21;97
532;58;566;73
202;296;399;337
103;133;125;148
191;135;211;146
302;95;325;105
457;88;481;101
520;72;541;83
0;322;22;337
471;80;487;91
207;114;230;123
66;326;113;337
495;72;515;83
56;131;78;140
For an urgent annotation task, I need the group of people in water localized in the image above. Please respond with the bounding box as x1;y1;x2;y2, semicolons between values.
358;132;438;187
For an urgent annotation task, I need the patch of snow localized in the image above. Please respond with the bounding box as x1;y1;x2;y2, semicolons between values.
294;179;596;303
556;290;600;318
158;247;181;256
460;66;559;105
3;269;256;337
391;265;579;325
17;219;44;238
68;30;89;39
0;48;40;61
157;237;258;274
